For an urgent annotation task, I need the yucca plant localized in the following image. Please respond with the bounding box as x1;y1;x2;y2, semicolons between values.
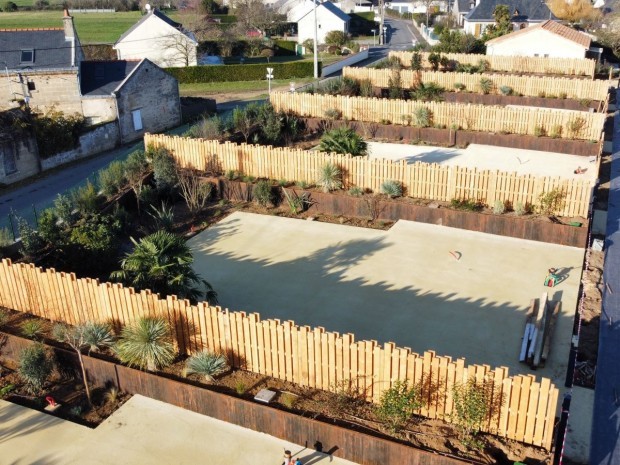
380;180;403;198
317;162;343;193
185;350;229;382
54;322;115;406
18;343;53;394
148;202;175;231
479;78;493;95
499;85;513;96
21;319;46;340
319;127;368;157
115;317;176;371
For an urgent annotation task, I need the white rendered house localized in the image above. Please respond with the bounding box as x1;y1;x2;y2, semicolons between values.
113;7;198;68
485;20;591;58
288;0;351;44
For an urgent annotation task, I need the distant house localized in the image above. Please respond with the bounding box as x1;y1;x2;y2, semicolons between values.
287;0;351;44
486;20;592;58
113;7;198;68
80;59;181;143
0;9;85;114
452;0;475;26
464;0;557;37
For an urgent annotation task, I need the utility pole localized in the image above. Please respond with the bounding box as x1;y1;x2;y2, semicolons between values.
313;0;319;79
379;0;385;45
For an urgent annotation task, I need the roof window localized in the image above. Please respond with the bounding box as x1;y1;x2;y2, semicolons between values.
20;49;34;64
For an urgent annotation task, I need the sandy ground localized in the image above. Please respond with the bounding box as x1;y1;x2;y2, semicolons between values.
0;395;357;465
190;212;585;388
367;142;598;181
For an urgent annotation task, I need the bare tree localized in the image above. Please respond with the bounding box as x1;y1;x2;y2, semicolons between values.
548;0;600;25
232;0;286;36
597;14;620;58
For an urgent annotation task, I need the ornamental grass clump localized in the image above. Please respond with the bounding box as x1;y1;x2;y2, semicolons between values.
18;344;53;394
317;162;343;193
115;317;176;372
185;350;229;382
380;180;403;198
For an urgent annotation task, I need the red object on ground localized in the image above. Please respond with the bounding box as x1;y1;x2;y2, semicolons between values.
45;396;57;407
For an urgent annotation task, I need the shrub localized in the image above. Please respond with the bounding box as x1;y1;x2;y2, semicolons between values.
567;117;587;139
149;146;178;194
185;350;229;382
115;317;176;371
17;216;43;258
428;52;441;71
413;107;431;128
325;30;348;46
317;162;342;192
280;392;298;409
274;40;296;56
348;186;364;197
387;71;404;100
410;82;444;102
451;379;493;450
376;380;424;432
98;161;127;197
476;59;490;73
165;62;321;83
21;319;46;339
380;180;402;198
550;125;563;139
340;77;360;97
302;38;314;53
514;201;527;216
454;82;466;92
559;92;567;99
259;48;274;59
4;1;18;11
185;115;227;141
411;51;422;71
253;180;274;206
72;181;100;216
479;78;493;95
18;344;53;394
0;309;9;327
450;198;483;211
492;200;505;214
534;125;546;137
359;79;374;97
499;85;512;96
320;127;368;157
31;110;85;159
537;188;566;216
324;108;342;120
0;227;13;247
148;202;175;231
68;214;121;274
177;171;213;212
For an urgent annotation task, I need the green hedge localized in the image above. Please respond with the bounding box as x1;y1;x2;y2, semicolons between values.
166;61;321;83
274;40;297;56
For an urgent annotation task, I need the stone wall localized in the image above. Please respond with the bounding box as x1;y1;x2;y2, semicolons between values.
0;135;40;185
0;71;83;115
81;96;117;125
115;61;181;143
41;121;119;171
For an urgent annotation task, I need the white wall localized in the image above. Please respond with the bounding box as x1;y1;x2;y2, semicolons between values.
486;28;587;58
114;14;197;67
297;8;349;44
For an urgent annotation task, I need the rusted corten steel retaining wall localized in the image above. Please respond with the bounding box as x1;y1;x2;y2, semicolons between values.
0;332;477;465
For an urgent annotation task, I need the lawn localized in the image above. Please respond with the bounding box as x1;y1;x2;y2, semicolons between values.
179;78;315;96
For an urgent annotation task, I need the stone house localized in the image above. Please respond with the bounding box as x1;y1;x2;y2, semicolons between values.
463;0;556;37
113;7;198;68
485;20;592;58
0;109;40;185
80;59;181;143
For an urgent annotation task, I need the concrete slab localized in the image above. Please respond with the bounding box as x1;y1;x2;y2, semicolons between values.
0;399;92;464
564;387;594;464
64;395;357;465
367;142;597;181
190;212;585;387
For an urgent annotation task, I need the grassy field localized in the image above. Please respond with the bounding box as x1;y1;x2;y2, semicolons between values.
0;11;143;43
179;78;315;96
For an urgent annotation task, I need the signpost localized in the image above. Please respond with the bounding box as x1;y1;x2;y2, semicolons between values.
266;67;274;94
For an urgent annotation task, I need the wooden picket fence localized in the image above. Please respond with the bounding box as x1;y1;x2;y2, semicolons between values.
342;66;611;102
388;51;596;77
145;133;592;218
0;258;559;449
270;92;605;142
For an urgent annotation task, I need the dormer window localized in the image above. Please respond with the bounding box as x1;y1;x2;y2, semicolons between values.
20;49;34;64
513;9;520;16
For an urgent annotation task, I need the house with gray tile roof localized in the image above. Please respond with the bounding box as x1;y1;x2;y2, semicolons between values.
463;0;557;37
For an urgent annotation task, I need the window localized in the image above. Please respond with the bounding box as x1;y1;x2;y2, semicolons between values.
20;49;34;64
132;109;143;131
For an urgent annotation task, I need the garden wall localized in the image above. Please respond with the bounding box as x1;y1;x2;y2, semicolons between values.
0;260;559;450
302;118;602;156
145;133;593;218
270;92;605;141
342;67;611;102
214;179;587;248
0;332;474;465
388;51;596;77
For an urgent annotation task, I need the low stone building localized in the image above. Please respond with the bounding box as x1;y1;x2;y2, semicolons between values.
0;109;40;185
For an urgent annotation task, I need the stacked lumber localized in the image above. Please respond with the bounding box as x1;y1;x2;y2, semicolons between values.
519;294;561;369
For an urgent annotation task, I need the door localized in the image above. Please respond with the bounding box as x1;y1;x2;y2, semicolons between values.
132;109;143;132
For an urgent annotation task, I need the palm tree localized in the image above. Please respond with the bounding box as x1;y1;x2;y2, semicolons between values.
319;127;368;157
115;317;176;371
111;231;217;304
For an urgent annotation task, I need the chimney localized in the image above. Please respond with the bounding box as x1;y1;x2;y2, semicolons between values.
63;8;76;38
